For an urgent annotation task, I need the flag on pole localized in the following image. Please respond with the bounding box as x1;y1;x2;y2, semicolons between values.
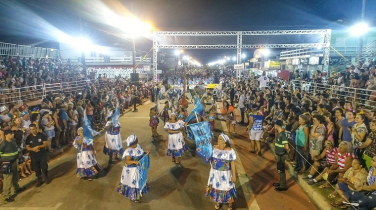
138;154;150;194
185;96;205;123
186;121;213;163
83;113;100;145
111;101;120;125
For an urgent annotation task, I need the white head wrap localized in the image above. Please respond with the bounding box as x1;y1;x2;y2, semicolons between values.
219;133;230;144
169;112;176;118
126;134;137;147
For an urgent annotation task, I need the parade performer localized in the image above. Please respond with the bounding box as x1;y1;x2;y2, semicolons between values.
74;127;100;181
103;104;124;163
117;135;149;203
177;106;187;122
165;113;188;164
205;133;237;210
161;101;170;125
149;107;160;139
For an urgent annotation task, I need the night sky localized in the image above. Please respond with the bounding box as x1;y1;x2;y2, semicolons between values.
0;0;375;63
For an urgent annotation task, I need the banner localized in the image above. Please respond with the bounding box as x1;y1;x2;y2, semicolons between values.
186;121;213;163
185;96;205;123
138;154;150;193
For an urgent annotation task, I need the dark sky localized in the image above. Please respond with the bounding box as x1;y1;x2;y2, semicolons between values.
0;0;375;63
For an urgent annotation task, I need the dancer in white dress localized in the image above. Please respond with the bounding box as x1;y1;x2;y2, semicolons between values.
164;113;188;164
103;119;124;163
205;133;237;210
73;127;100;181
117;135;149;203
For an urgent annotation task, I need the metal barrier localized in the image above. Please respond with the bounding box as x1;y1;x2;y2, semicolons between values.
291;80;376;109
0;42;59;58
0;80;90;106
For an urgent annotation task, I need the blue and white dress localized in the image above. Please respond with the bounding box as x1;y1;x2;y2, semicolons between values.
164;120;188;157
73;136;100;178
117;144;149;200
103;121;124;158
205;148;237;204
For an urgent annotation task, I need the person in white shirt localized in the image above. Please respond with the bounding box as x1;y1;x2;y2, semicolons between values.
238;91;246;124
258;71;269;90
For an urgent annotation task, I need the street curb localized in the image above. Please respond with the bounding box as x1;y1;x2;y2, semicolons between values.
268;143;333;210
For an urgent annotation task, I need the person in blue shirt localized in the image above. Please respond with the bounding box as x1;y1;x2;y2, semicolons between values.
247;105;264;156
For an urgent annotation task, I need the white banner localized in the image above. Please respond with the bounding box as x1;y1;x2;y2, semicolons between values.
143;65;151;71
234;64;244;70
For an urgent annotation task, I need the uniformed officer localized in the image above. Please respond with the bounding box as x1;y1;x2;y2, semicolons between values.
0;130;26;202
273;120;290;191
25;124;49;187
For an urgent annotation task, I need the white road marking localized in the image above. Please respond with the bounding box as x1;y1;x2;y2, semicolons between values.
217;107;260;210
0;203;63;210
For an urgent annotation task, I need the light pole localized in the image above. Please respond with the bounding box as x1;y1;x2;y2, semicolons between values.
357;0;367;62
132;38;136;73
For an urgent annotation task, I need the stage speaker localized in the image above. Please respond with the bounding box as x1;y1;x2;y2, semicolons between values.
130;73;139;82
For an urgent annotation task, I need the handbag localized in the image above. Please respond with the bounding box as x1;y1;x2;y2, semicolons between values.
1;162;12;174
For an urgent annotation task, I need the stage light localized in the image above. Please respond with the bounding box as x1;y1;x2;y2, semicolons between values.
350;22;370;36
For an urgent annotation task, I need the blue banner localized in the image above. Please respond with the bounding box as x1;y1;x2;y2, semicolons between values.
112;103;120;125
138;154;150;193
186;121;213;163
83;113;100;145
185;96;205;123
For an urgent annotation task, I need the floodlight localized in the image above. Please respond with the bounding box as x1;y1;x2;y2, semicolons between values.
350;22;370;36
263;49;270;56
232;57;236;61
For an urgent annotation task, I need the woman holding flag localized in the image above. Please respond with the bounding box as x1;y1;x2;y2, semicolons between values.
103;104;124;163
73;126;101;181
164;112;188;164
206;133;237;210
117;135;149;203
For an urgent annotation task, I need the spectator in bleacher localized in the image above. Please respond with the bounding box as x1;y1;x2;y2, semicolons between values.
347;155;376;210
339;110;356;143
329;158;368;208
308;141;353;188
58;105;68;145
41;111;56;151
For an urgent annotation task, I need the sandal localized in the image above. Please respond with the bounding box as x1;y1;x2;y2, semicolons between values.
214;203;222;209
340;204;350;209
132;199;141;203
228;207;233;210
330;201;341;207
328;194;336;198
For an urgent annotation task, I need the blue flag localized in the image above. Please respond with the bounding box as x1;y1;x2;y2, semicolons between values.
83;113;100;145
112;103;120;125
185;96;205;123
138;154;150;193
186;121;213;163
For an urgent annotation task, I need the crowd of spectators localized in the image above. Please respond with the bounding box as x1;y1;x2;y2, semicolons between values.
0;68;152;195
0;56;88;104
216;71;376;209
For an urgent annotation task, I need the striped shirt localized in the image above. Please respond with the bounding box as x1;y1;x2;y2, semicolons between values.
326;147;338;165
337;152;353;169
